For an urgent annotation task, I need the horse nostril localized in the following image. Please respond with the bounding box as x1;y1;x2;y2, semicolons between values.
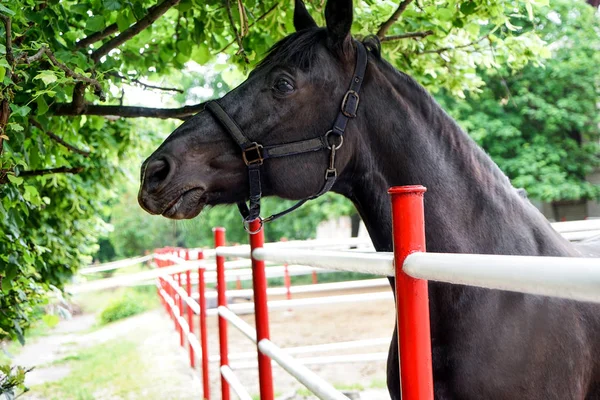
143;158;172;192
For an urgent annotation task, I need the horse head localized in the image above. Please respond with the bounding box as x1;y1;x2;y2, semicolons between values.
138;0;367;221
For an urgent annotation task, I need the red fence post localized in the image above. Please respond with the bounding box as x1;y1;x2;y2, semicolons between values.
389;185;434;400
249;221;274;400
185;250;195;368
177;270;185;347
198;252;210;400
214;227;230;400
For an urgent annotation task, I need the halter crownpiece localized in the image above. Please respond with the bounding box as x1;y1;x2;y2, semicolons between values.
206;40;369;232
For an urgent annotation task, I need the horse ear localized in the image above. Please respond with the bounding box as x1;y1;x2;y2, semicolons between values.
294;0;317;31
325;0;353;47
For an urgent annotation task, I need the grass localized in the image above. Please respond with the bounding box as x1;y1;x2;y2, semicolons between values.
73;285;159;321
33;338;145;400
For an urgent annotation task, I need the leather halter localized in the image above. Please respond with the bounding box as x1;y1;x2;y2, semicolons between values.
206;40;368;232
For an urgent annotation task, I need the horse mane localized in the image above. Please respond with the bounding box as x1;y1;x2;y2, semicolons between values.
257;28;327;71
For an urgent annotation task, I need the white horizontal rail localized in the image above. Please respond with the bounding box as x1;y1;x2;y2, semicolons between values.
252;249;394;276
230;352;388;370
162;275;200;315
79;255;153;274
216;238;374;259
194;278;390;300
564;230;600;242
210;337;390;363
404;252;600;303
258;339;350;400
552;219;600;233
217;306;257;343
220;366;253;400
206;291;393;316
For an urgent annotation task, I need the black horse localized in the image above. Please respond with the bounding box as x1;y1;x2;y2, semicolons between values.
138;0;600;398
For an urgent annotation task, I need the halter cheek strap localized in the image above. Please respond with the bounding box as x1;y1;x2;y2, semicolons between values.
206;40;368;231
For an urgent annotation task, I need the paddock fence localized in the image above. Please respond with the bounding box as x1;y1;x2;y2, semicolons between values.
74;188;600;400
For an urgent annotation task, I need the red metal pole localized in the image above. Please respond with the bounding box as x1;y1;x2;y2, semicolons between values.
284;265;292;301
198;263;210;400
214;227;230;400
312;270;318;284
388;185;433;400
249;221;274;400
177;272;184;347
186;259;195;368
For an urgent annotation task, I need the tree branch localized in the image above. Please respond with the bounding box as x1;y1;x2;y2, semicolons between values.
108;72;183;93
418;35;489;55
18;167;84;177
29;119;91;156
381;30;433;42
51;102;206;120
225;0;249;63
20;47;105;101
76;24;119;49
0;15;14;78
218;2;278;54
91;0;181;63
376;0;414;39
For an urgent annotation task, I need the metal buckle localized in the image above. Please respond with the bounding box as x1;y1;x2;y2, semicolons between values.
242;143;264;166
324;131;344;150
243;217;263;234
325;168;337;180
341;89;360;118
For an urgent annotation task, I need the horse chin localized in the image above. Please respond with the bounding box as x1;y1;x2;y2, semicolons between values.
161;188;206;220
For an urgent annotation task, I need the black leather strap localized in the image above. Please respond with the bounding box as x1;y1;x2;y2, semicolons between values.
206;40;369;229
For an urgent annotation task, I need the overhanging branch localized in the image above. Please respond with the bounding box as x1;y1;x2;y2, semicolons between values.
418;34;489;55
19;167;84;177
108;72;183;93
91;0;181;63
381;30;433;42
76;24;119;49
20;47;105;101
376;0;414;38
29;119;91;156
51;102;205;120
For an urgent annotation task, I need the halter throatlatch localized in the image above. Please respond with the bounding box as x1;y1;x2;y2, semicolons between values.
206;40;368;232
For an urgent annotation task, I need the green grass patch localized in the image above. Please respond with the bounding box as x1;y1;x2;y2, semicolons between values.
73;286;159;320
32;338;144;400
99;286;158;325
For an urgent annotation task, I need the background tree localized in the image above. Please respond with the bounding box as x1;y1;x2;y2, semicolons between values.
0;0;578;342
439;0;600;204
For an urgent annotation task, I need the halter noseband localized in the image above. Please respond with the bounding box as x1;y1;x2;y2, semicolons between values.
206;40;368;232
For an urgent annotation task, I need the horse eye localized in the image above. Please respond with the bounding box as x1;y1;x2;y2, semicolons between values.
274;78;295;94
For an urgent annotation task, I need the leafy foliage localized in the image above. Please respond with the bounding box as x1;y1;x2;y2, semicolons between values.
0;364;30;399
440;0;600;201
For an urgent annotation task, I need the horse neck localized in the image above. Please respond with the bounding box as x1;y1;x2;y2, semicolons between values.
343;60;575;257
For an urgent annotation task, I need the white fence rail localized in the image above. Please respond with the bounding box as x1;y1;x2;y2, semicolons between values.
404;252;600;303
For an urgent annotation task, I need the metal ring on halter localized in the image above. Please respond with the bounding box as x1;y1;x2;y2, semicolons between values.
243;218;264;234
325;130;344;150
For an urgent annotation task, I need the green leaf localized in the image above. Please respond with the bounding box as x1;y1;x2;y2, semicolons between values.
0;65;5;82
37;96;49;116
460;1;477;16
7;175;23;185
192;43;210;65
0;57;10;68
0;4;15;16
34;70;58;86
86;15;106;33
10;104;31;117
116;12;132;32
103;0;122;11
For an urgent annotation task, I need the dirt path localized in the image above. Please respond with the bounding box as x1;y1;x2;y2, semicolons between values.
16;310;202;399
